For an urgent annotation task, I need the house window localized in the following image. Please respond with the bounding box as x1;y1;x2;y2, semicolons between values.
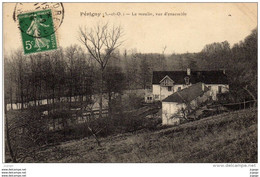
184;77;190;85
147;97;153;101
218;86;222;93
178;87;181;91
168;86;172;91
208;86;211;90
154;94;159;99
164;79;168;86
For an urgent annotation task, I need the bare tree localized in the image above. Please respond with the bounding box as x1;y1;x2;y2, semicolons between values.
5;103;49;162
4;57;15;110
79;23;123;117
162;45;167;55
5;100;16;162
12;50;26;110
65;45;78;107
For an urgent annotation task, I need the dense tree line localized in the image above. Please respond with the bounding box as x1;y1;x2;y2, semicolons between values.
5;46;95;109
4;28;257;109
197;28;257;102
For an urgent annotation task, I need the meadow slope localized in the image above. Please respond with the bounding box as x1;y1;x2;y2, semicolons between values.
32;108;257;163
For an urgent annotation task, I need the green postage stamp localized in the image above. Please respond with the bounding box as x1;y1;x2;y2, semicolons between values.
18;9;58;54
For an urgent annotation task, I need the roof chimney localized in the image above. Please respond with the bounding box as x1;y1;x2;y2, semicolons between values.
202;83;205;91
187;68;191;76
223;69;226;74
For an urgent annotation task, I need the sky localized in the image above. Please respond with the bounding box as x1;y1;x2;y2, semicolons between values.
3;3;257;55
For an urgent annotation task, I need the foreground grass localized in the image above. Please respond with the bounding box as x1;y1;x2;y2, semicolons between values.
30;108;257;163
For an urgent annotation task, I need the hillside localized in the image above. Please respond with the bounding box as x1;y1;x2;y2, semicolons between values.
28;108;257;163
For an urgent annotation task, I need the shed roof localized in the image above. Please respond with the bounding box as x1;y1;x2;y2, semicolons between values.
162;82;210;103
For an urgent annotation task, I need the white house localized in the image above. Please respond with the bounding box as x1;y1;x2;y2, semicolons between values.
149;68;229;102
162;82;210;125
144;89;153;103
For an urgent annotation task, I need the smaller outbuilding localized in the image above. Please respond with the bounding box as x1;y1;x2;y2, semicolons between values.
144;89;154;103
162;82;210;125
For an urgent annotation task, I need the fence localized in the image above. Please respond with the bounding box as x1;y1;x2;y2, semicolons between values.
208;100;256;111
48;109;109;131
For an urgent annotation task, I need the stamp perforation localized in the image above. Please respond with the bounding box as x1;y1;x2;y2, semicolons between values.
13;3;63;55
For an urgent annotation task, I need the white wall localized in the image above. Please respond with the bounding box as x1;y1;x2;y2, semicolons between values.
206;84;229;100
160;86;174;100
152;84;161;100
189;90;210;109
173;85;183;92
162;90;211;125
153;83;229;101
161;84;191;100
162;102;185;125
173;84;191;92
153;84;191;101
145;92;154;103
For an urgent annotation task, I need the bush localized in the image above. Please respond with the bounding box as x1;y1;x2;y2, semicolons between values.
5;108;49;162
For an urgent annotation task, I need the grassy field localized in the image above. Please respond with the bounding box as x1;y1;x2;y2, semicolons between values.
27;108;257;163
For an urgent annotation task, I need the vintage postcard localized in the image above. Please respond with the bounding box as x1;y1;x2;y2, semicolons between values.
2;1;258;176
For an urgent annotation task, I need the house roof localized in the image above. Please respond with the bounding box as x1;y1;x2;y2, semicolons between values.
160;75;174;83
152;70;228;85
162;82;210;103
